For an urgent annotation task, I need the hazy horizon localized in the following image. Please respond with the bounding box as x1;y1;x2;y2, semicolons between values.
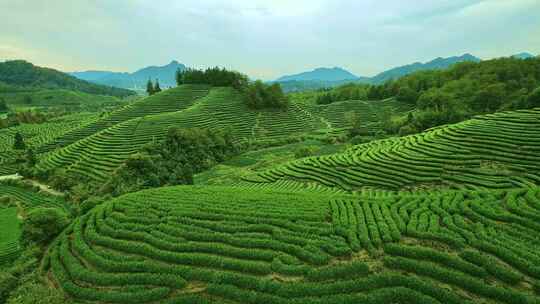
1;0;539;80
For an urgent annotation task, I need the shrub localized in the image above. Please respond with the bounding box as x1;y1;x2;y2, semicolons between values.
0;272;17;303
294;146;318;158
22;207;70;245
6;282;67;304
398;124;419;136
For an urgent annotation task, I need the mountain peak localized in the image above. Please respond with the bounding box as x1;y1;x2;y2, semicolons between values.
276;66;358;82
511;52;535;59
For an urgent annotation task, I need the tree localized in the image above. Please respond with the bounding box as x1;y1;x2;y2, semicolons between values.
22;207;70;245
396;86;418;103
23;95;32;105
175;69;184;85
0;98;8;112
146;79;154;96
417;89;456;112
526;87;540;108
294;146;318;158
245;81;288;109
25;148;36;167
13;132;25;150
153;79;162;93
472;83;506;112
345;111;370;137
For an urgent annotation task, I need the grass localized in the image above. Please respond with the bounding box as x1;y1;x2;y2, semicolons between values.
43;185;540;303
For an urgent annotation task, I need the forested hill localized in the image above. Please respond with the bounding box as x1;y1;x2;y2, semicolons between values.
0;60;134;97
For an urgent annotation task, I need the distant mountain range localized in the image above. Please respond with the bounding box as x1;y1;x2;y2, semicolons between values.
0;60;134;97
275;54;481;91
70;60;186;90
369;53;481;84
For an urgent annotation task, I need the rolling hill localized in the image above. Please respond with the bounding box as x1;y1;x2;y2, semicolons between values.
43;184;540;303
0;60;134;98
34;86;410;181
71;60;186;90
240;108;540;192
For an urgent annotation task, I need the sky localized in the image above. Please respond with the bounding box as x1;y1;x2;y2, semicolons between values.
1;0;539;80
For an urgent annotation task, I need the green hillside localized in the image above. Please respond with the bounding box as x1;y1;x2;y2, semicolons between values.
241;108;540;192
0;112;99;175
34;86;409;181
35;84;209;154
0;207;20;265
0;60;134;98
44;185;540;303
0;89;125;111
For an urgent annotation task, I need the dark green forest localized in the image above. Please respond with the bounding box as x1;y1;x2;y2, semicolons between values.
315;57;540;134
0;60;134;98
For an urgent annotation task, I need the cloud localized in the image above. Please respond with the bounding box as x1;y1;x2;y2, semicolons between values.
0;0;539;79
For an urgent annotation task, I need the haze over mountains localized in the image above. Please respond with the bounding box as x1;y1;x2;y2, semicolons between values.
64;51;536;93
275;54;481;85
276;67;361;82
70;60;186;90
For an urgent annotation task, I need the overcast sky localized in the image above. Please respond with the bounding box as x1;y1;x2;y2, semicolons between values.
1;0;539;80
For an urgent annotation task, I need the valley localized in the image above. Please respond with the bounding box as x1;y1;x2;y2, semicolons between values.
1;2;540;302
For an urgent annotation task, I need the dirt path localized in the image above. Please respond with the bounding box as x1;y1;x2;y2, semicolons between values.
0;173;64;196
27;179;64;196
0;173;22;181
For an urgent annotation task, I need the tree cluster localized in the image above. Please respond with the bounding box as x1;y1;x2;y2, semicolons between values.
244;81;289;109
0;111;49;129
176;67;248;90
316;83;370;105
99;127;240;196
176;67;288;109
13;132;26;150
372;57;540;134
146;79;162;96
0;97;8;112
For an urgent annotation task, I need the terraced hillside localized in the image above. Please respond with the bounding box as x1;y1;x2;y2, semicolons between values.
35;87;328;181
243;108;540;192
0;112;99;175
0;207;20;265
36;84;210;154
0;182;69;263
45;185;540;303
309;98;414;131
0;183;68;211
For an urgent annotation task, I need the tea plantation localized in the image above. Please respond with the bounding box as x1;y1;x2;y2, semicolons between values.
44;186;540;303
244;108;540;192
35;87;410;181
0;207;21;265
